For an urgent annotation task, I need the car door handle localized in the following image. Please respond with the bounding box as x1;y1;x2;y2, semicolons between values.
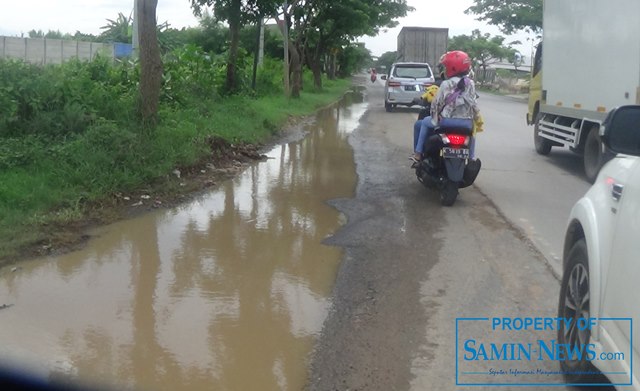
612;183;624;201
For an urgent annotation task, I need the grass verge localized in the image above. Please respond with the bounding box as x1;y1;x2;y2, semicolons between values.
0;78;352;265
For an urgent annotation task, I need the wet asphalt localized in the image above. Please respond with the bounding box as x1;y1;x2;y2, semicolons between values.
307;76;610;391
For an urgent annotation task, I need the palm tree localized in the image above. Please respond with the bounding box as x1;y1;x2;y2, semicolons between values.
100;12;132;43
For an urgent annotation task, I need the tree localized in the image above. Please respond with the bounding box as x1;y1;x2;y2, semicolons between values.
239;24;282;59
279;1;307;97
449;29;517;84
157;26;195;54
337;44;371;77
73;31;99;42
191;0;279;94
100;12;133;43
138;0;163;127
28;29;69;39
465;0;542;34
304;0;412;89
28;29;45;38
375;51;397;73
191;15;229;54
27;28;97;41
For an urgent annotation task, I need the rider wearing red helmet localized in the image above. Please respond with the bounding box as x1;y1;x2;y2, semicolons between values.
440;50;471;78
412;50;481;162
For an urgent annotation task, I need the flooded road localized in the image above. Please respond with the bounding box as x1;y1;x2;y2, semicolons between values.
0;92;367;390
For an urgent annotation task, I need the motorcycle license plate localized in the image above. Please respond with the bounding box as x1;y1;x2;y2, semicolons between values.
442;147;470;159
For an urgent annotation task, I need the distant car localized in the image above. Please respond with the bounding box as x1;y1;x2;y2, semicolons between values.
558;105;640;388
381;62;435;112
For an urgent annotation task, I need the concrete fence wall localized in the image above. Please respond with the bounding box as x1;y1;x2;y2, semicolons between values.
0;36;129;65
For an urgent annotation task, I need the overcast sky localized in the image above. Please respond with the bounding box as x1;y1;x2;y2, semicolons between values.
0;0;534;60
361;0;533;59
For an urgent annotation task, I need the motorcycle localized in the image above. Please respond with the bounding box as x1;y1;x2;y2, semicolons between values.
414;119;481;206
417;98;430;121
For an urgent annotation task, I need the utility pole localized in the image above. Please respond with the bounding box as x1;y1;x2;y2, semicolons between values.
132;0;139;59
258;18;264;66
283;1;290;97
251;16;262;91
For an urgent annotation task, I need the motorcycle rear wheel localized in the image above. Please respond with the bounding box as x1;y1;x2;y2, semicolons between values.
440;181;458;206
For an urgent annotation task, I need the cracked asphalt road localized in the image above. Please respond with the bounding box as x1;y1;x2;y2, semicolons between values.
307;77;609;391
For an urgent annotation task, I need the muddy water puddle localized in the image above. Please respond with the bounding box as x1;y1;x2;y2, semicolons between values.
0;92;367;390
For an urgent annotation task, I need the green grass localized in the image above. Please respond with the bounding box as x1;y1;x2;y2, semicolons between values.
0;77;352;262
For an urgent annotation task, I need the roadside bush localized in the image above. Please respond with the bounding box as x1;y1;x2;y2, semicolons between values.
0;136;48;169
162;44;224;106
255;57;283;96
0;60;34;132
162;45;256;103
302;69;316;91
57;57;137;126
0;57;136;139
230;48;253;94
67;121;139;166
0;48;353;262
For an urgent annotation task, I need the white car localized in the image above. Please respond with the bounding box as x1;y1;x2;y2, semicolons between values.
381;62;435;112
558;105;640;388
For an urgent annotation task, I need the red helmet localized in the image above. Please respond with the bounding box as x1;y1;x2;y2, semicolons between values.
440;50;472;78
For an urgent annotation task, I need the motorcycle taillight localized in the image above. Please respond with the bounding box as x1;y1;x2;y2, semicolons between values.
446;134;468;147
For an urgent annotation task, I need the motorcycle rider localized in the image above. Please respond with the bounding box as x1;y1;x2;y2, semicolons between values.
411;50;482;163
413;84;439;150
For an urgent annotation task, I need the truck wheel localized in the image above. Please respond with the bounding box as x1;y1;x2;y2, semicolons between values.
534;113;552;155
583;125;603;183
385;101;393;112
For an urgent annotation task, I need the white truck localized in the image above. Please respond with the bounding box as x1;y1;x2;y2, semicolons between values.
527;0;640;182
396;27;448;71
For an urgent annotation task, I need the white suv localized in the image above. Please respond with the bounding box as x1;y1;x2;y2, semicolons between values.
558;105;640;388
382;62;435;112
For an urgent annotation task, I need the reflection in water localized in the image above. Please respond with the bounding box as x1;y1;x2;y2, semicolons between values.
0;93;366;391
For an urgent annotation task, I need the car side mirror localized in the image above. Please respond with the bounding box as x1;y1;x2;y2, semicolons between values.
601;105;640;156
381;75;387;80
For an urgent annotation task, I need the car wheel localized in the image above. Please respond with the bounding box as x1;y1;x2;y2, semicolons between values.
385;101;392;112
534;113;552;155
557;239;598;383
583;125;603;184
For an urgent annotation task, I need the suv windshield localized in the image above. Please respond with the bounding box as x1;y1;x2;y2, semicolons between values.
393;65;432;79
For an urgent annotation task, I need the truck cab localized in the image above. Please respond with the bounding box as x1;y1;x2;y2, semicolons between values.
526;43;543;126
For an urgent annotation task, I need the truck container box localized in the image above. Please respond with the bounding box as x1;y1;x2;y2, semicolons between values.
397;27;448;69
542;0;640;117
